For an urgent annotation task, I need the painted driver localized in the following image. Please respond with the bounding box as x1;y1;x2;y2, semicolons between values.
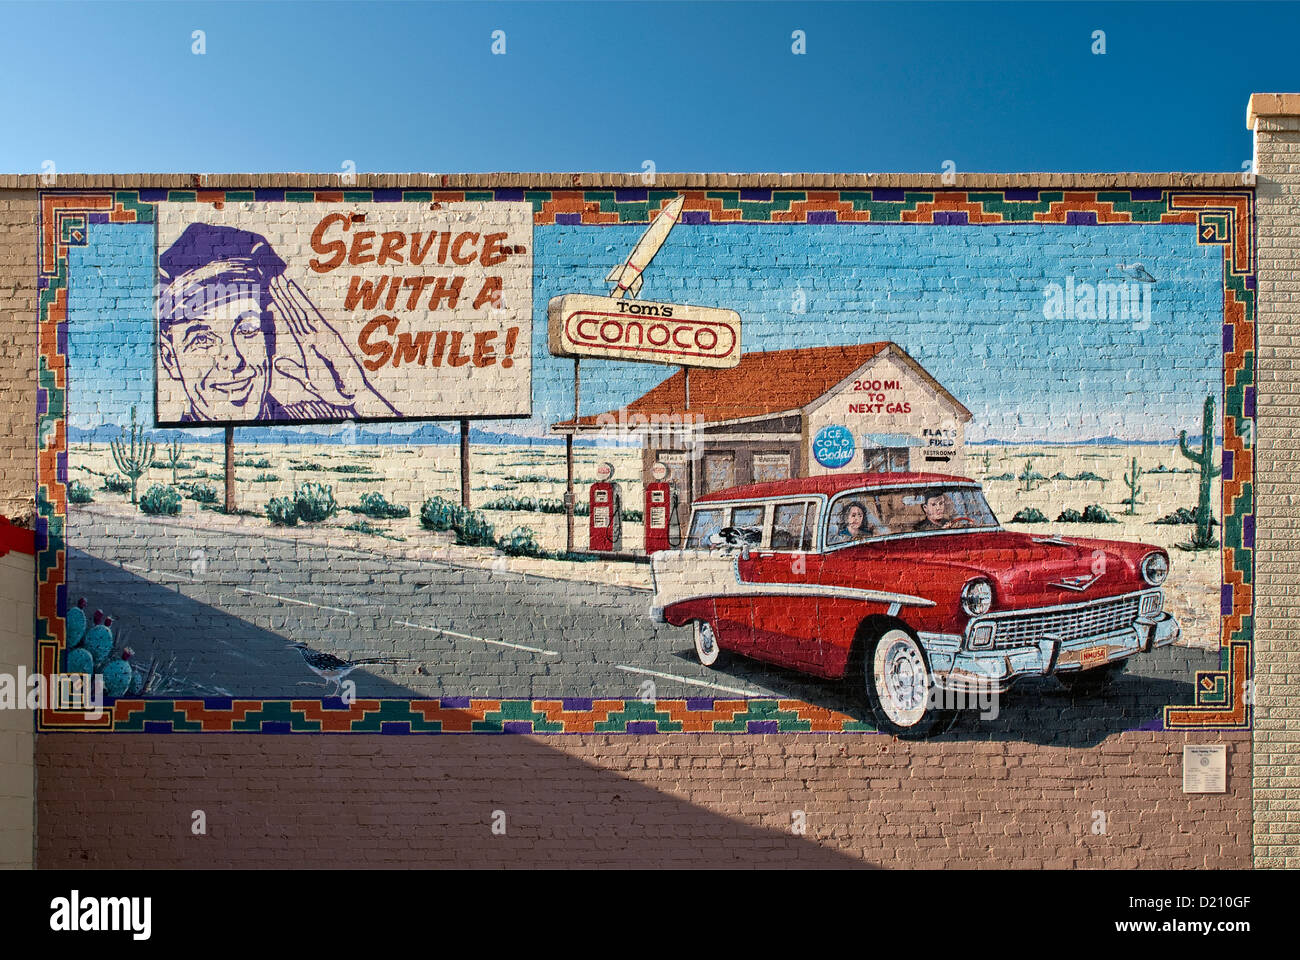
157;223;400;423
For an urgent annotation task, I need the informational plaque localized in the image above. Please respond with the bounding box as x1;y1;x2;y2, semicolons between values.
1182;744;1227;793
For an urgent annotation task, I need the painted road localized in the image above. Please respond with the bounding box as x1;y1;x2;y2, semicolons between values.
66;511;1219;742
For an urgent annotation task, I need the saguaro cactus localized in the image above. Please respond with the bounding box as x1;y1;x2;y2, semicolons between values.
162;436;184;484
110;406;156;504
1178;394;1222;548
1122;457;1142;515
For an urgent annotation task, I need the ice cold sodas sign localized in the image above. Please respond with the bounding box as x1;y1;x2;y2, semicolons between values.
154;201;533;425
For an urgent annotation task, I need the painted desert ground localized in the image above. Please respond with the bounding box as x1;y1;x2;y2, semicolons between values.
66;440;1226;649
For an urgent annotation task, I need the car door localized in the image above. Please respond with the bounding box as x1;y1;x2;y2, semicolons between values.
740;500;826;671
712;503;764;654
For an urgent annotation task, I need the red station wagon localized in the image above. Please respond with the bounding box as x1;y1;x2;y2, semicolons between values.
650;472;1181;736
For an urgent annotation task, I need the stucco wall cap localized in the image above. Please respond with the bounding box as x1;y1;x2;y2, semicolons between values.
1248;93;1300;129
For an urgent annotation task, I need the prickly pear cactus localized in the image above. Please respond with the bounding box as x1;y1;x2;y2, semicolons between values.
66;597;88;648
66;646;94;676
101;658;133;698
83;612;114;668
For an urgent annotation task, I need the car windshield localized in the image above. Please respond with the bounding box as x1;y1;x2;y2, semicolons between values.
827;485;999;545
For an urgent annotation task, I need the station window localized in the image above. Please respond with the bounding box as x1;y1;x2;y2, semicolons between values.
863;447;909;473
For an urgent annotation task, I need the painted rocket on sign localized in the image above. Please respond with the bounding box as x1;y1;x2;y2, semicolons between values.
605;195;686;299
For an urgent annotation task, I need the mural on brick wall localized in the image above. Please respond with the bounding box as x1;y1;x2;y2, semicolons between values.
34;188;1254;736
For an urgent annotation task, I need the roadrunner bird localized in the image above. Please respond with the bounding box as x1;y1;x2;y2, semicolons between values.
287;642;411;694
1116;261;1157;283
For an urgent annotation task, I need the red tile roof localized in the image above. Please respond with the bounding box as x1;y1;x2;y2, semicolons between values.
696;472;975;503
552;342;970;430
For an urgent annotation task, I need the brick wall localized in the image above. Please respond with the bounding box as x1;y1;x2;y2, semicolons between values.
0;189;36;869
0;168;1272;870
36;731;1250;869
1251;95;1300;868
0;191;37;525
0;550;35;869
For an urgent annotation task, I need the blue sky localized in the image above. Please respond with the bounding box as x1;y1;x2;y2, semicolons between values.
1;1;1294;174
67;216;1222;442
27;1;1266;442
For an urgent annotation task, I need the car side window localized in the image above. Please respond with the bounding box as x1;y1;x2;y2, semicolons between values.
730;506;765;546
687;508;725;549
828;495;887;544
799;502;820;551
771;502;806;551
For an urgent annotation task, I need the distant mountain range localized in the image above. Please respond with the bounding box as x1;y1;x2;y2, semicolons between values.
968;436;1223;447
66;422;615;447
69;424;1220;448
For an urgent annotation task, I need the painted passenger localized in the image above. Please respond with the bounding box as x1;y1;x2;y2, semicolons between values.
157;223;400;423
833;500;885;544
913;492;959;531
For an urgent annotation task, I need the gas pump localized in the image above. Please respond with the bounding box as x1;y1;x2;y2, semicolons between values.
644;460;679;553
588;461;623;552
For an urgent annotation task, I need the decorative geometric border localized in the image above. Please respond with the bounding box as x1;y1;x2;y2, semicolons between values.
35;187;1254;733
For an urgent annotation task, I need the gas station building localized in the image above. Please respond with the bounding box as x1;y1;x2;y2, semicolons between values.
551;341;972;537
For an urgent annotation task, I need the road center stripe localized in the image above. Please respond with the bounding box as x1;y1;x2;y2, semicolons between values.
614;664;761;697
395;620;560;657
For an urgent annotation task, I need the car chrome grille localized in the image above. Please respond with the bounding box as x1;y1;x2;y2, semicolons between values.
987;595;1142;650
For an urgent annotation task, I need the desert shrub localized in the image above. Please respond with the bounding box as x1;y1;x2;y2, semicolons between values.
330;463;372;474
497;526;545;558
1156;506;1219;527
1072;471;1106;482
102;475;132;493
138;485;182;516
1051;472;1071;481
452;507;495;546
1010;507;1047;523
235;457;273;468
188;483;218;504
252;472;280;483
511;473;557;484
1057;504;1118;524
265;497;299;526
420;496;458;531
352;491;410;520
987;472;1015;482
289;462;323;472
68;480;94;504
1080;504;1118;523
293;482;337;523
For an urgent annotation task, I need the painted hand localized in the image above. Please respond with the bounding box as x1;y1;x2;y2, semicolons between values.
269;276;400;418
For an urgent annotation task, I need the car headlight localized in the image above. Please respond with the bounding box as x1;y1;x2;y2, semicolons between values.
1141;552;1169;586
961;578;993;617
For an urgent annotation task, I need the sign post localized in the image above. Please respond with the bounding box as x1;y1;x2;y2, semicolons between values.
547;195;741;555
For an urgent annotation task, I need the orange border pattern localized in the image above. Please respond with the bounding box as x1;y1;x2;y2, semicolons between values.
34;187;1253;732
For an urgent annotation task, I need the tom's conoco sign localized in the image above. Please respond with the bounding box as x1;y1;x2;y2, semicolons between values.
154;201;533;425
548;293;742;368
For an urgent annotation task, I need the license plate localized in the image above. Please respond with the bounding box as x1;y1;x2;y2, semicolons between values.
1078;646;1108;668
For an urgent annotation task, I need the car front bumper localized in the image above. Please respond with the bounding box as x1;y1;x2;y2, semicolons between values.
925;611;1181;694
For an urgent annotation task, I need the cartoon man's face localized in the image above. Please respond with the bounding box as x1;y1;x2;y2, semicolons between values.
160;294;272;421
922;494;948;525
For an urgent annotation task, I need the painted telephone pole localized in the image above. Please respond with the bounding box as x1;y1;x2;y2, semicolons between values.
564;359;579;554
459;419;471;508
223;425;236;513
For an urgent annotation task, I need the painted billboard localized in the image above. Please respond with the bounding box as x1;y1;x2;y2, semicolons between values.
154;201;533;425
